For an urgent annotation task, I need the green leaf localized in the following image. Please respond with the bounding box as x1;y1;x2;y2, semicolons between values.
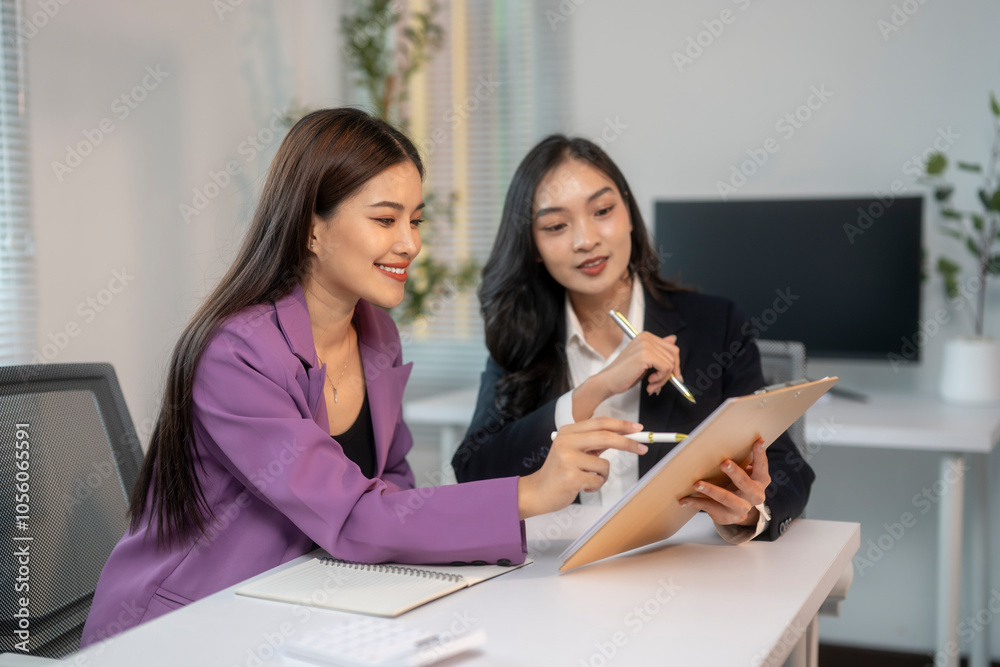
972;215;984;231
991;190;1000;211
979;189;994;211
937;257;962;299
941;227;964;241
934;185;954;202
926;153;947;175
989;256;1000;275
940;208;962;220
937;256;961;272
992;92;1000;117
957;161;983;173
967;237;982;258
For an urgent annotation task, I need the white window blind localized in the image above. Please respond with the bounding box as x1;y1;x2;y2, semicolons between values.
0;0;34;365
402;0;568;396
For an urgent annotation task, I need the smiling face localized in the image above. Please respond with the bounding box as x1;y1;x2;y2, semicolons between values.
532;158;633;300
307;160;424;309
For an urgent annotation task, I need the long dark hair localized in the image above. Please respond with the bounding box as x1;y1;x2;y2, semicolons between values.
130;108;423;544
480;135;677;421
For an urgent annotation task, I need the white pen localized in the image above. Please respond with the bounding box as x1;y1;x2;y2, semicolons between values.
609;310;697;404
550;431;687;444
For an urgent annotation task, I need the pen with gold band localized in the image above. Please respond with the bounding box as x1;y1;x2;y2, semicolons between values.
549;431;687;444
608;310;697;404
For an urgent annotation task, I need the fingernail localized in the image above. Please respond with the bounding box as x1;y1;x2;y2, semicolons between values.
638;444;649;454
679;500;687;507
633;422;643;430
725;462;733;471
695;483;704;491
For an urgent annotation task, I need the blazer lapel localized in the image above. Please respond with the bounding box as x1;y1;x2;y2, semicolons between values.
272;288;412;454
639;289;689;476
355;302;412;475
274;285;327;427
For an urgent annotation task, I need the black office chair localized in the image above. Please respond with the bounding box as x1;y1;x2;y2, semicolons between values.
0;364;143;659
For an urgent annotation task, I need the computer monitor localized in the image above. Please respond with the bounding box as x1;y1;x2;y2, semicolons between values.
653;196;923;361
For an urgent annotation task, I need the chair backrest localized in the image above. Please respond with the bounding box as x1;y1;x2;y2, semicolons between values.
755;340;807;451
0;364;143;657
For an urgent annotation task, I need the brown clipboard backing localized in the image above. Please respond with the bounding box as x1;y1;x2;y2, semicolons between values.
558;376;838;572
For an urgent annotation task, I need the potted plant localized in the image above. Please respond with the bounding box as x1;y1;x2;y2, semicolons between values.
340;0;478;328
924;92;1000;404
283;0;478;328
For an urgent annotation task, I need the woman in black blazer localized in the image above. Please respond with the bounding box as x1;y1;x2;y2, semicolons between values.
452;136;814;541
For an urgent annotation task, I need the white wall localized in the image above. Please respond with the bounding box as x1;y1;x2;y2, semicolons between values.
25;0;1000;659
28;0;345;439
561;0;1000;658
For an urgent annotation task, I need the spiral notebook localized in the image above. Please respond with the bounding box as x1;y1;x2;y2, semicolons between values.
235;556;531;617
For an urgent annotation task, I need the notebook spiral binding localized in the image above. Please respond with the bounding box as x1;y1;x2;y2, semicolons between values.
320;558;465;583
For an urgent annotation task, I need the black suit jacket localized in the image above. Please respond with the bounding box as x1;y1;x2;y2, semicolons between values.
452;288;815;541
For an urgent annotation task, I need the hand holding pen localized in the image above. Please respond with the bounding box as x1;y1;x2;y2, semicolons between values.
608;310;696;404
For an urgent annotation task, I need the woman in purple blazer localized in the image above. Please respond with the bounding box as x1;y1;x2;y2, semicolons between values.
81;109;646;646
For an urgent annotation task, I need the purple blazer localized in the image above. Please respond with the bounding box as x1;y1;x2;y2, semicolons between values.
81;286;525;646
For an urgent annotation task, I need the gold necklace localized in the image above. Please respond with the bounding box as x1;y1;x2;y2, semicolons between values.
318;333;352;404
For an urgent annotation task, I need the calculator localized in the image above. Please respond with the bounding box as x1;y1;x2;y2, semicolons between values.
283;617;487;667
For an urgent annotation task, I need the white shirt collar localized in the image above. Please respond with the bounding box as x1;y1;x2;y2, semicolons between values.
564;278;645;358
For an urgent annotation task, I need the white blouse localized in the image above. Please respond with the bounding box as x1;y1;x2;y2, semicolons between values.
552;281;767;543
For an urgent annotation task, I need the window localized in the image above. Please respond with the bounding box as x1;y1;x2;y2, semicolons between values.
0;0;34;365
402;0;568;396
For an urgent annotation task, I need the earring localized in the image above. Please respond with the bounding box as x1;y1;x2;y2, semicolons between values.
310;241;314;250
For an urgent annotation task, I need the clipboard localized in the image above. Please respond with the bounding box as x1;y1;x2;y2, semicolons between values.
558;376;838;572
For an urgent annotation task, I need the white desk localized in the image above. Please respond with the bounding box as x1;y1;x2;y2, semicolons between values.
402;387;478;484
806;393;1000;667
404;388;1000;667
61;510;859;666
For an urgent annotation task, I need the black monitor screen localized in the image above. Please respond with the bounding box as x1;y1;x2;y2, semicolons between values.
654;197;923;360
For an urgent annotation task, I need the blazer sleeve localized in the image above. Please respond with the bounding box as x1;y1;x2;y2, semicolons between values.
716;301;816;541
193;326;526;565
451;357;558;482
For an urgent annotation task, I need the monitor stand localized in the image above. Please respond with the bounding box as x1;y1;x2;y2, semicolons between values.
809;379;868;403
